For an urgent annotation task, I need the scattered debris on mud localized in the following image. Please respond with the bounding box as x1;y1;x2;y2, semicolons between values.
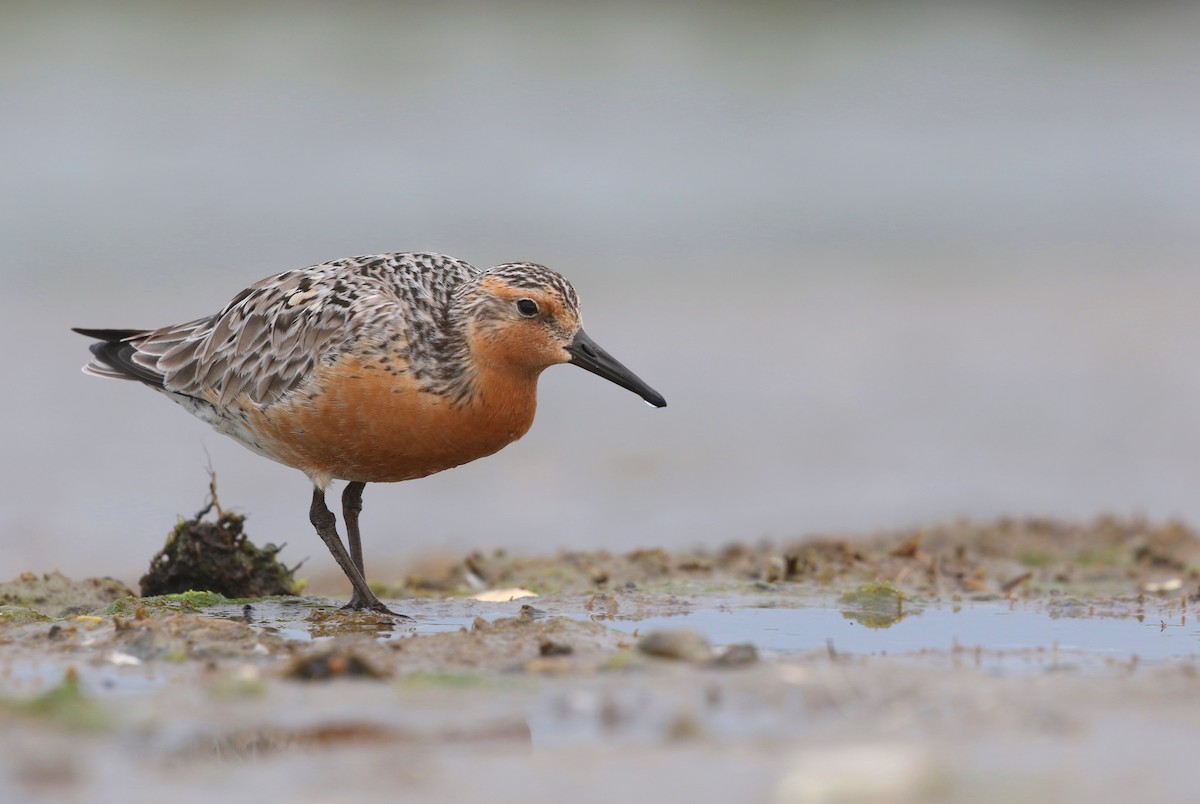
0;514;1193;686
380;515;1200;603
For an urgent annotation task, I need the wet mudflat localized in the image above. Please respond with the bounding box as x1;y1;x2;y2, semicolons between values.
3;517;1200;803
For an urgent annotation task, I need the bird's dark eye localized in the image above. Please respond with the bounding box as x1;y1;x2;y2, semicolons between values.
516;298;539;317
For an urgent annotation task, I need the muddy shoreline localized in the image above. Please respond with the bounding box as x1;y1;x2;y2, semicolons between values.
3;517;1199;803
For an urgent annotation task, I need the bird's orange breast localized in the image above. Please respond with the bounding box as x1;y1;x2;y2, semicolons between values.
245;355;538;485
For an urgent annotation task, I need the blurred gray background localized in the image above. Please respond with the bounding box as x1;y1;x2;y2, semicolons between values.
4;1;1200;585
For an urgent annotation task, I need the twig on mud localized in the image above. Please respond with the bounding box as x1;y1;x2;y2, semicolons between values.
194;457;224;521
1001;571;1032;598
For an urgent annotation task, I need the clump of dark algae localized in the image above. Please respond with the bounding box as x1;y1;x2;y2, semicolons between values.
139;474;301;598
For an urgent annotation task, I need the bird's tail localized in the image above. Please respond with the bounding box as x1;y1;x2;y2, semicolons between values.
71;327;165;387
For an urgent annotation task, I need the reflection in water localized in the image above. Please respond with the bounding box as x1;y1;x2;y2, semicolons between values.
839;607;914;630
305;609;402;641
184;723;404;763
178;720;533;764
837;582;914;629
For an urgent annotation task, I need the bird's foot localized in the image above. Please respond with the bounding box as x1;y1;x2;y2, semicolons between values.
342;594;414;622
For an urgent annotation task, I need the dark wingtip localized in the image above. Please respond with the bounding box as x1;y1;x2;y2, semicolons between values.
72;327;146;342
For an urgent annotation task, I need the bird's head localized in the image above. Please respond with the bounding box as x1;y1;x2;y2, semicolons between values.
459;263;666;408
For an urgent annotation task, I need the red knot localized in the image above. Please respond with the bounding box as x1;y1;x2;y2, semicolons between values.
74;252;666;616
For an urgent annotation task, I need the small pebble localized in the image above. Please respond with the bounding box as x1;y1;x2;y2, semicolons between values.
765;556;787;583
287;649;383;680
538;638;573;657
638;629;712;663
712;643;758;668
519;604;547;620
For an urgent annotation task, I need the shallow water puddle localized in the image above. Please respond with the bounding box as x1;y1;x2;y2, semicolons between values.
608;603;1199;667
209;597;1199;670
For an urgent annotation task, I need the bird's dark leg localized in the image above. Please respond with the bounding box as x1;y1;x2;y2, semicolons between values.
309;486;407;618
342;481;367;576
341;481;369;608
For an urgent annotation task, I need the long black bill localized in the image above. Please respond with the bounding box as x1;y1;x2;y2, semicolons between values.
564;329;667;408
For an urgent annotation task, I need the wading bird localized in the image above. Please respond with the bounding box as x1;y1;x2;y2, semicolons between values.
74;252;666;616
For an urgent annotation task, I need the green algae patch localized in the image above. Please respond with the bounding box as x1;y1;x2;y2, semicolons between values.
0;605;51;624
601;649;641;671
92;596;140;617
139;507;300;599
210;668;270;699
1017;550;1055;569
159;590;231;607
839;580;912;629
93;591;237;617
397;671;492;689
840;579;905;607
1;668;111;732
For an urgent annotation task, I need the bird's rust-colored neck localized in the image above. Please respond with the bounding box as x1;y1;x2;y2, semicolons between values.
458;353;542;443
